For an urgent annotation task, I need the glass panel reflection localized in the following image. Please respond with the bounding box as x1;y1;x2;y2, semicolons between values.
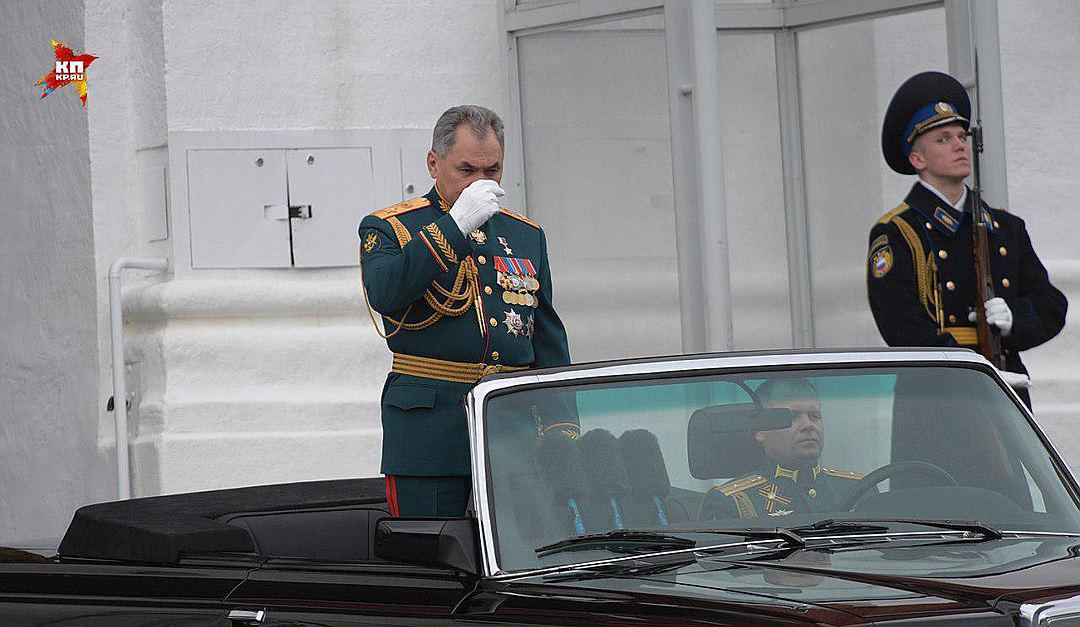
518;14;678;362
797;8;948;347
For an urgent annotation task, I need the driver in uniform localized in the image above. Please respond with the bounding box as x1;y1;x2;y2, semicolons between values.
699;378;864;519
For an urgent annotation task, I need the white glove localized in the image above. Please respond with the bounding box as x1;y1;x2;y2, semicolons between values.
448;179;505;235
999;370;1031;390
968;297;1013;337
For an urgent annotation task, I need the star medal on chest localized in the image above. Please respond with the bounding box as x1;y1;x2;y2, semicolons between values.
503;308;525;336
497;236;513;255
468;229;487;245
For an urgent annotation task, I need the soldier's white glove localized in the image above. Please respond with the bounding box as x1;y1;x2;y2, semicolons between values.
449;179;505;235
999;370;1031;390
968;297;1013;337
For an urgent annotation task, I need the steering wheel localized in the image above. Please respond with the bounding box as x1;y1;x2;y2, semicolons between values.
836;460;959;512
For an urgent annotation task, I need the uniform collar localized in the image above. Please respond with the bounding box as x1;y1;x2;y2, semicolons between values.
904;182;964;237
772;462;821;485
427;184;452;213
918;179;967;213
905;182;994;238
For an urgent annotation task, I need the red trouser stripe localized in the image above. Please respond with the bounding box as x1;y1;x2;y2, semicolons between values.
384;475;400;517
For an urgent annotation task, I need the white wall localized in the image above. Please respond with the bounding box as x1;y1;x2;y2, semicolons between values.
2;0;510;541
163;0;507;130
114;0;509;496
0;0;114;543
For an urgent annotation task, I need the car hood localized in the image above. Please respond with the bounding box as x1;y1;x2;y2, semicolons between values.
493;535;1080;623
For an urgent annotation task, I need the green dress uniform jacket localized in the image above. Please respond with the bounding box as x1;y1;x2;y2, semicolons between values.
866;183;1067;399
359;186;575;476
699;462;864;520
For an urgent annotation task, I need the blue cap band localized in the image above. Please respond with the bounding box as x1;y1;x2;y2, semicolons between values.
901;101;968;156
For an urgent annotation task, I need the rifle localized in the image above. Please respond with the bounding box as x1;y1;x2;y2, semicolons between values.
969;51;1005;368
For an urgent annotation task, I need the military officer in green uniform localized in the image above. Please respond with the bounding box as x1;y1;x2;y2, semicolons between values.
699;378;864;520
867;72;1067;408
359;105;576;517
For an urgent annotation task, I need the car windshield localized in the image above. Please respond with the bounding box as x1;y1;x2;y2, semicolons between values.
480;364;1080;573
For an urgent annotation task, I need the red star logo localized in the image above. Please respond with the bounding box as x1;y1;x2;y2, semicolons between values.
35;39;98;106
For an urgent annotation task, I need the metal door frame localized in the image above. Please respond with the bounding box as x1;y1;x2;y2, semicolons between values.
500;0;1005;351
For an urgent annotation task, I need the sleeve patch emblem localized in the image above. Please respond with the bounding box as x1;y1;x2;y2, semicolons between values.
363;230;380;254
871;245;893;278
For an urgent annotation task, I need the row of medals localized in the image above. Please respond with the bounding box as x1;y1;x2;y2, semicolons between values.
466;230;540;308
498;271;539;308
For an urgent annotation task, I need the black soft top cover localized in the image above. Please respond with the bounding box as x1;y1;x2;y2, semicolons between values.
59;478;383;563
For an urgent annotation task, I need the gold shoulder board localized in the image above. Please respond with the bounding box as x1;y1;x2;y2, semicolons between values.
876;202;910;225
372;197;432;220
715;474;768;496
499;208;541;230
821;467;864;480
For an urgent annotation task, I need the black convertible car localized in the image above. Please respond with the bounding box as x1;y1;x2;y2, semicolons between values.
4;348;1080;625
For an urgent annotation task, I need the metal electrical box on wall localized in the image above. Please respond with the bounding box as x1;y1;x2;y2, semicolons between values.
169;130;435;271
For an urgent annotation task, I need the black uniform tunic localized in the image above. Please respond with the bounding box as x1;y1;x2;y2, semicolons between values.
866;182;1067;406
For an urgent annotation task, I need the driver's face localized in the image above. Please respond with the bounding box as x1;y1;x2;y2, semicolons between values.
754;398;824;467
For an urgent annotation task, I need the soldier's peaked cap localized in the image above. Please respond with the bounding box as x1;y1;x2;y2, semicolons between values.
882;71;970;175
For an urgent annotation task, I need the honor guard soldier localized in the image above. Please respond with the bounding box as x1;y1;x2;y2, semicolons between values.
869;72;1067;408
699;379;865;520
359;105;577;518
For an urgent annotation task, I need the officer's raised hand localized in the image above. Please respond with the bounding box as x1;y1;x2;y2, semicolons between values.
449;179;505;236
968;297;1013;337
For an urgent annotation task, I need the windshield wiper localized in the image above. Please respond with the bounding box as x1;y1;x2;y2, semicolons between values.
542;554;700;582
787;519;891;536
695;527;809;548
790;518;1002;540
535;530;695;558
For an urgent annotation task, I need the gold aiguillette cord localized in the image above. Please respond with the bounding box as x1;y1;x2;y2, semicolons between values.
464;256;486;336
360;248;485;338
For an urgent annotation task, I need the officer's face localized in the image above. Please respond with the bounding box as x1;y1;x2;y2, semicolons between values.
427;126;504;206
754;398;824;467
909;123;972;181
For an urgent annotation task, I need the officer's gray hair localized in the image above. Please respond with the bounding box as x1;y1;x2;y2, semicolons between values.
431;105;505;157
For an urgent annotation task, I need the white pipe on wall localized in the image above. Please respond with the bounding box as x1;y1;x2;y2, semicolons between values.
109;258;168;499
